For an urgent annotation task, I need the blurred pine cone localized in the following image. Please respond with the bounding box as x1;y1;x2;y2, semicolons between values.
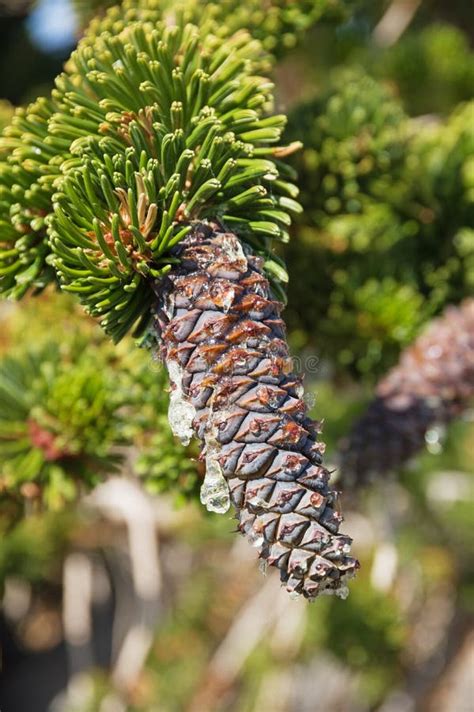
340;299;474;483
155;222;359;599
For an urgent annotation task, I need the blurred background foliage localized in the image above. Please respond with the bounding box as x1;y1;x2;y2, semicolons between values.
285;65;473;377
0;291;200;524
0;0;473;711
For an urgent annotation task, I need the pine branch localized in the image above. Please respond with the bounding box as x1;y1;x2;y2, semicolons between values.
0;6;359;599
0;0;355;306
49;19;301;341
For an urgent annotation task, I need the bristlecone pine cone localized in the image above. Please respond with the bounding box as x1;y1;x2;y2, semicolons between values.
340;299;474;484
154;222;359;599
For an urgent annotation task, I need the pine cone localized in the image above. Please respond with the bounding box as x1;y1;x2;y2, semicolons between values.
154;222;359;599
340;299;474;484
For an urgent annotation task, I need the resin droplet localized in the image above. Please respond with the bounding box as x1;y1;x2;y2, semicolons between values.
200;452;231;514
167;360;196;446
220;287;236;314
220;234;248;272
248;529;265;548
295;383;304;398
161;290;175;320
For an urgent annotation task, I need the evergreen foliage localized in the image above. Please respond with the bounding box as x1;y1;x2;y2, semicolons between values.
285;69;474;376
0;340;125;508
0;13;301;341
372;24;474;116
49;21;300;340
73;0;353;55
0;98;59;297
0;296;197;516
0;0;355;312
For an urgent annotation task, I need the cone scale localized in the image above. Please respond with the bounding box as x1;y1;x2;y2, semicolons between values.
154;221;359;599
